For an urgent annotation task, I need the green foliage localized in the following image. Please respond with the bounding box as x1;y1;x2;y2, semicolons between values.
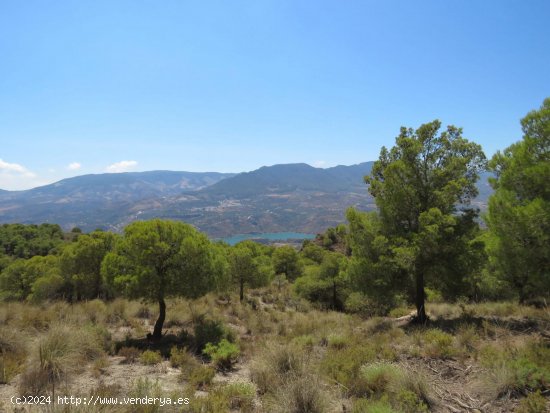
128;378;162;413
515;391;548;413
486;98;550;302
422;329;455;359
229;240;273;300
294;252;348;310
59;230;117;300
203;339;240;370
480;341;550;397
101;219;222;338
193;318;234;353
346;210;408;314
351;121;486;320
169;346;194;368
0;223;63;259
320;343;377;396
0;255;63;301
188;364;216;389
353;398;398;413
139;350;162;365
273;245;303;281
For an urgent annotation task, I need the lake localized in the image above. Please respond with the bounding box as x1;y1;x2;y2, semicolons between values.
221;232;316;246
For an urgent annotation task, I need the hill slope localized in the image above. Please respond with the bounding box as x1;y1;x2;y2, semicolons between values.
0;163;491;236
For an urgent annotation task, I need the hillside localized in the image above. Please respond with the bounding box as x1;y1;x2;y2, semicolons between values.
0;162;491;236
0;171;235;231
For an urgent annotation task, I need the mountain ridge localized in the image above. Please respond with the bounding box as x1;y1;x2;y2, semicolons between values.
0;162;490;236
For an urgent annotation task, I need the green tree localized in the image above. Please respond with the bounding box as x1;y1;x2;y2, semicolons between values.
60;231;117;300
295;251;348;310
0;223;63;259
486;98;550;302
229;241;272;301
272;245;303;281
0;255;62;301
101;219;221;339
362;121;486;322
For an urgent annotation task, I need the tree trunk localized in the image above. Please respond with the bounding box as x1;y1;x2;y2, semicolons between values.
415;271;427;324
332;281;338;310
239;279;244;302
152;298;166;340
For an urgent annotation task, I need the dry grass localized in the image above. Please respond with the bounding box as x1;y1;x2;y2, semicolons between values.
0;296;548;412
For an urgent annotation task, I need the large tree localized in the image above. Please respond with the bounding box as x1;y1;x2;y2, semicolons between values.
486;98;550;302
362;121;486;322
229;240;273;301
101;219;222;339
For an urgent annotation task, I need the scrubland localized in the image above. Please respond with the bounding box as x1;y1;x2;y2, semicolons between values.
1;287;548;413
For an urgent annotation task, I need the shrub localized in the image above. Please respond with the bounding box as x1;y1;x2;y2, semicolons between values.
118;347;141;364
320;343;377;396
203;339;240;370
250;344;307;394
140;350;162;365
128;378;162;413
388;307;413;318
270;375;329;413
188;365;216;389
0;326;26;384
423;329;455;359
327;334;349;349
169;346;195;368
515;391;548;413
194;318;233;352
352;398;398;413
222;382;256;412
479;341;550;398
360;362;401;396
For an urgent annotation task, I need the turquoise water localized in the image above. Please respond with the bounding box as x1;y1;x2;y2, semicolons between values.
222;232;316;245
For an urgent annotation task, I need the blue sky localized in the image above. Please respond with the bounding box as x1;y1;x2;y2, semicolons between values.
1;0;548;190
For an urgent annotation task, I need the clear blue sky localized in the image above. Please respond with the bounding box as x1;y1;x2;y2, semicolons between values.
1;0;548;190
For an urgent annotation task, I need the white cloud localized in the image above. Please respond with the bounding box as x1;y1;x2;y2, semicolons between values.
0;158;45;190
67;162;81;171
312;160;327;168
106;160;138;173
0;159;34;176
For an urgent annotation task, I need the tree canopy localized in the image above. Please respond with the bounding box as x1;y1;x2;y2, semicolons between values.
486;98;550;302
355;121;486;322
101;219;223;339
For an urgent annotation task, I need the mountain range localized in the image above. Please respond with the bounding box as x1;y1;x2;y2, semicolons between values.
0;163;492;237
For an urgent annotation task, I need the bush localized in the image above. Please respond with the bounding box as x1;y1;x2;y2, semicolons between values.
140;350;162;365
320;343;377;396
353;398;398;413
188;382;255;413
118;346;141;364
250;343;307;394
222;382;256;412
422;329;455;359
169;346;195;368
194;318;233;352
360;362;401;396
188;365;216;389
515;391;548;413
270;375;329;413
203;339;240;370
128;378;162;413
479;341;550;398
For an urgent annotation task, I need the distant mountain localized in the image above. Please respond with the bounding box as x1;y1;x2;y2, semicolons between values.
202;162;373;198
0;171;235;230
0;163;491;237
132;162;377;236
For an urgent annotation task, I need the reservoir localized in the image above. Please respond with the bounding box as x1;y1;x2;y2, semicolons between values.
222;232;316;246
